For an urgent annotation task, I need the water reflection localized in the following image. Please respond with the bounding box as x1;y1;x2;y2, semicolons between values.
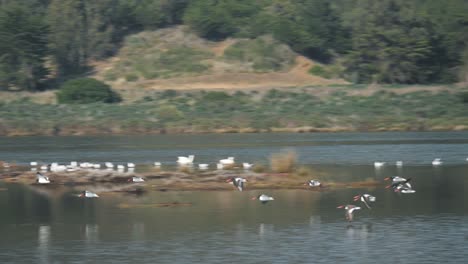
258;223;274;238
37;225;50;264
345;223;373;240
84;224;99;243
132;222;145;240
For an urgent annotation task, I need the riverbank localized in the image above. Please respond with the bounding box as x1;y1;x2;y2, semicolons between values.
1;85;467;136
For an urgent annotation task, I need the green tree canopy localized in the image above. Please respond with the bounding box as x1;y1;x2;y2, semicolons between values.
0;3;49;91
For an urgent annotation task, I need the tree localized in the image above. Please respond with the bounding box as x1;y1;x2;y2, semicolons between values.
183;0;260;40
0;3;49;90
343;0;438;83
48;0;114;78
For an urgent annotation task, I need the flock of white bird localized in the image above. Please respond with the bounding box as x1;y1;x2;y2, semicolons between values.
25;155;254;174
373;158;445;169
27;155;255;198
176;155;253;170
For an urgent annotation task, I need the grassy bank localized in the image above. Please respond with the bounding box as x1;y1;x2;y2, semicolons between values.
1;85;468;136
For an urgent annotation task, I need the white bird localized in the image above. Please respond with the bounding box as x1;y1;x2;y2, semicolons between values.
219;157;235;165
242;162;253;170
198;164;209;170
129;176;145;183
374;161;385;168
36;172;50;184
226;177;247;191
251;194;274;204
177;155;194;165
50;164;66;172
79;190;99;198
30;161;38;166
432;158;442;166
353;194;376;209
127;163;135;168
305;179;322;188
337;205;361;222
384;176;407;183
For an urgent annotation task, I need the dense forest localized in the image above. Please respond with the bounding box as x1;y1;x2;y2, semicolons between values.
1;0;468;91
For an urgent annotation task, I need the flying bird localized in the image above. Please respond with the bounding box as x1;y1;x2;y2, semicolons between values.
353;194;376;209
226;177;247;191
337;205;361;222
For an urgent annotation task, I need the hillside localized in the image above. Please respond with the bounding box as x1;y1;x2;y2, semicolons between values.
92;26;347;91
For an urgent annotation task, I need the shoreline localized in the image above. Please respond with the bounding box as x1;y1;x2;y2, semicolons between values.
0;126;467;137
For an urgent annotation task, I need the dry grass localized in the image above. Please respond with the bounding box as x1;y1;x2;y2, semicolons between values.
270;150;297;173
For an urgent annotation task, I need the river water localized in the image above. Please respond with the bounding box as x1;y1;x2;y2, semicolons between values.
0;132;467;263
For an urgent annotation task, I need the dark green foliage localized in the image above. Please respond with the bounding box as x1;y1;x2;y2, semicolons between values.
183;0;260;40
2;0;468;87
56;78;121;104
0;3;49;91
223;36;295;71
203;91;230;101
459;92;468;104
309;65;331;79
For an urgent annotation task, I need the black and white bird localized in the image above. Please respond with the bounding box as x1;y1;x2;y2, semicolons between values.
36;172;50;184
394;182;416;194
337;205;361;222
384;176;407;183
304;179;322;188
353;194;376;209
79;190;99;198
386;178;415;194
251;194;274;204
226;177;247;191
128;176;145;183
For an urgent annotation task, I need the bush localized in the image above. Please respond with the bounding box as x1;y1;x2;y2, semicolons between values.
125;73;139;82
309;65;332;79
56;78;122;104
270;150;297;173
459;91;468;103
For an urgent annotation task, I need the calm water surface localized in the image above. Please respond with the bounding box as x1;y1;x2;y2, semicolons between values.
1;132;468;263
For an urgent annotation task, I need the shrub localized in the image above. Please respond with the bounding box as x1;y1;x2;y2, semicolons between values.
157;104;184;121
56;78;122;104
125;73;139;82
309;65;332;79
459;91;468;103
270;150;297;173
203;91;231;101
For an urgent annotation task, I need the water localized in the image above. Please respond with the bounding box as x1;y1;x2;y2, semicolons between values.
0;132;468;263
1;131;468;165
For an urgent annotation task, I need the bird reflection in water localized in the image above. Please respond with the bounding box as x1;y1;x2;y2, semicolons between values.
85;224;99;243
345;223;373;240
37;225;50;264
132;222;145;240
309;216;321;227
258;223;274;238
